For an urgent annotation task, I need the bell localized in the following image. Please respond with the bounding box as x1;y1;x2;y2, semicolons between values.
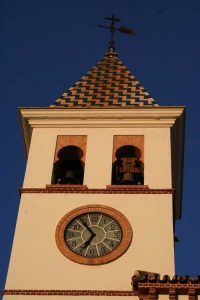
61;170;75;184
120;172;135;185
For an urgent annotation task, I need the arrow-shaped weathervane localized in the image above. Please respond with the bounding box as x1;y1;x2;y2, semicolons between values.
97;15;135;50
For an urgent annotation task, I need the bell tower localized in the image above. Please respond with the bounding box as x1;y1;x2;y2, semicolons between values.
3;33;185;299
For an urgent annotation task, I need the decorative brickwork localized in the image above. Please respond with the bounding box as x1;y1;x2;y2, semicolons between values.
132;272;200;298
3;289;135;296
106;185;149;190
169;288;176;300
149;288;157;300
20;187;174;194
46;184;89;190
188;289;197;300
51;48;158;108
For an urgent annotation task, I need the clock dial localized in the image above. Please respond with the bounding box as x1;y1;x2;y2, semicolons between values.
64;213;122;258
56;205;133;265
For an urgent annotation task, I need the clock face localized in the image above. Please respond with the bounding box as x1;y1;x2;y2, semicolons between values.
56;205;133;265
65;212;122;258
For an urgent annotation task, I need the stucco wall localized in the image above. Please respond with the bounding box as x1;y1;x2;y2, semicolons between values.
5;193;174;290
23;127;171;189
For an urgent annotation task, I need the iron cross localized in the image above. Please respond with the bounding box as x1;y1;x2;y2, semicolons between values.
97;15;135;50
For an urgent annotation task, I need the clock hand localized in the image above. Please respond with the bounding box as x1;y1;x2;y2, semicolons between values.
83;232;96;249
80;219;96;249
81;220;96;236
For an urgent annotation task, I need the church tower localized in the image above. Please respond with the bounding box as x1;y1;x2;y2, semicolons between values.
3;20;185;299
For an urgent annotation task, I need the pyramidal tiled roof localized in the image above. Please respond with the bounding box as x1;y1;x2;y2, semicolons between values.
51;49;158;108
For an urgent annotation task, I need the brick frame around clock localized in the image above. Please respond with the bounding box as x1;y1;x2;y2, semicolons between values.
55;204;133;265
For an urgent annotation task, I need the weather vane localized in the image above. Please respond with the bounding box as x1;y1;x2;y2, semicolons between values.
97;15;135;50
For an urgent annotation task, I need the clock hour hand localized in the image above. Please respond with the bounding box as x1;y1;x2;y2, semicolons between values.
81;220;96;236
83;232;96;248
80;219;96;248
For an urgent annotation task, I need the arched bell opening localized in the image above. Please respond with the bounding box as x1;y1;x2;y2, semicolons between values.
112;145;144;185
52;145;85;184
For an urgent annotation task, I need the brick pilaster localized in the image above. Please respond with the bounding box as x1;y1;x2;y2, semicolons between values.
169;288;177;300
189;289;197;300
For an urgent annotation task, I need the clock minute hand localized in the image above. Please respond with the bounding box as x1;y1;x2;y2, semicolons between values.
81;220;96;236
81;219;96;249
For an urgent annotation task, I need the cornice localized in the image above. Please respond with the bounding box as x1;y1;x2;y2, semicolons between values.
19;107;185;128
19;107;185;155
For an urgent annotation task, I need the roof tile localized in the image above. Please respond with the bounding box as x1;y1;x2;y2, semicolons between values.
51;49;158;108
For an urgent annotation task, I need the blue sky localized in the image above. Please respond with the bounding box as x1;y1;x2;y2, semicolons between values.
1;0;200;294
